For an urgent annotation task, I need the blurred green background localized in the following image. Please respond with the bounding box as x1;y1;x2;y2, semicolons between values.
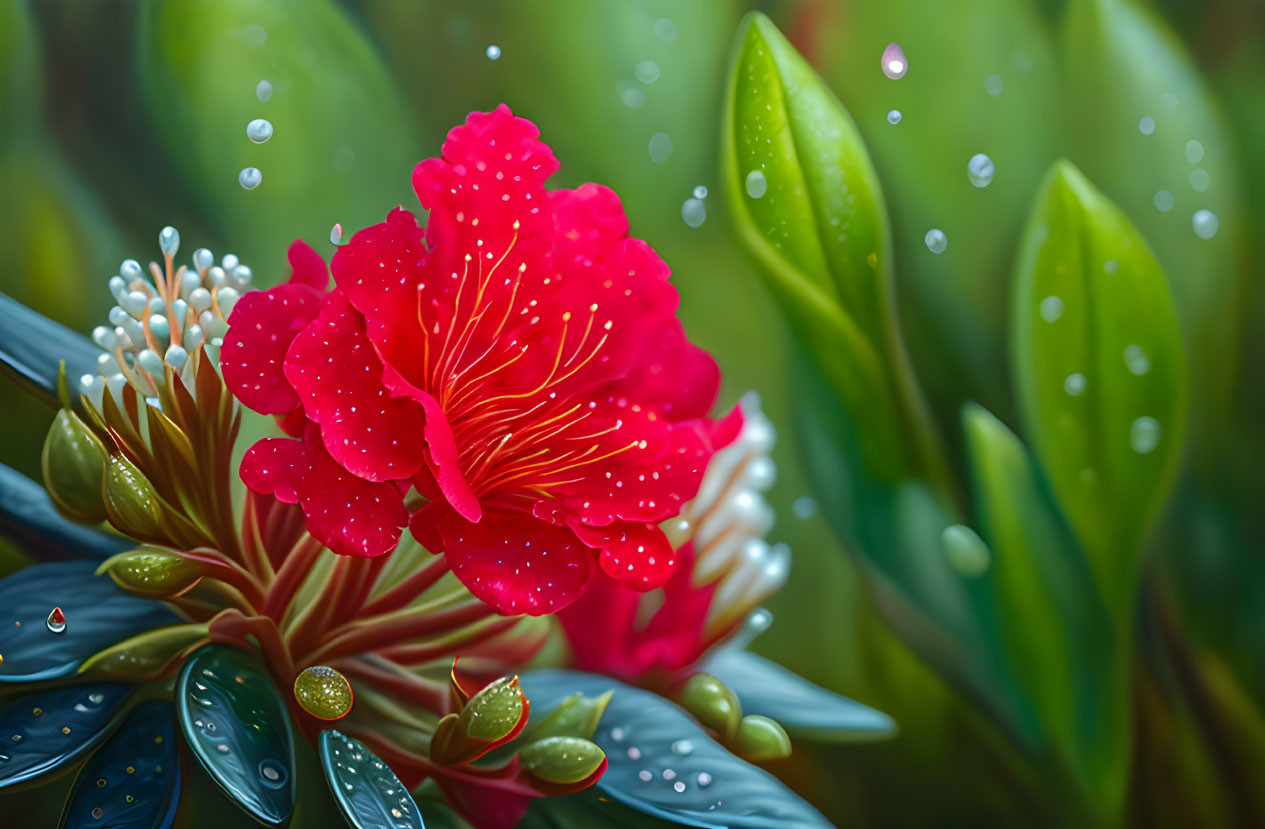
2;0;1264;825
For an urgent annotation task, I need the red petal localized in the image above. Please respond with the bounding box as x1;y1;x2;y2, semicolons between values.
286;239;330;290
221;283;322;414
240;437;306;504
284;291;427;482
298;427;407;557
573;521;677;590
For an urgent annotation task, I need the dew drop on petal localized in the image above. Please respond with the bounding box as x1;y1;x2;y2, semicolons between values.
648;132;674;164
1153;190;1174;213
1185;140;1204;164
1138;116;1156;135
984;74;1004;97
1192;209;1219;239
744;169;768;199
239;167;262;190
485;44;501;60
924;228;948;254
255;80;273;102
1130;417;1162;454
1039;296;1064;323
880;43;908;79
681;198;706;228
1063;373;1087;396
1123;344;1151;376
246;118;273;144
967;153;995;188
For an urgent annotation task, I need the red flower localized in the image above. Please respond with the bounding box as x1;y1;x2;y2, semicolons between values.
224;105;738;615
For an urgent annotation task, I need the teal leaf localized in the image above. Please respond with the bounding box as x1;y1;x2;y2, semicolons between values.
703;649;895;741
0;464;128;562
0;292;100;407
319;730;424;829
59;700;180;829
519;670;832;829
521;788;683;829
1011;161;1186;604
0;561;178;683
176;645;295;825
0;683;132;789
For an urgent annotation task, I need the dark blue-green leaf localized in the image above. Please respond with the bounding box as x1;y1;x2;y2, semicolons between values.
0;683;132;789
59;700;179;829
703;649;895;741
519;670;832;829
176;645;295;825
0;561;178;683
319;729;423;829
0;291;98;407
0;464;128;562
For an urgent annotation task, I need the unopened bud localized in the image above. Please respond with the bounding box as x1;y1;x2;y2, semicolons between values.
103;455;162;539
293;665;354;721
679;673;742;741
522;690;612;742
41;409;108;523
97;549;202;598
734;714;791;761
519;736;606;785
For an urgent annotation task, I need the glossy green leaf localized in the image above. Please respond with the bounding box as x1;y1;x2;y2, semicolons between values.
78;623;209;682
703;649;895;741
521;690;611;743
0;464;129;563
0;561;178;683
520;670;832;829
177;645;295;825
963;403;1129;819
319;730;423;829
520;787;683;829
1012;160;1186;603
1063;0;1241;449
0;683;132;789
0;293;101;408
59;700;180;829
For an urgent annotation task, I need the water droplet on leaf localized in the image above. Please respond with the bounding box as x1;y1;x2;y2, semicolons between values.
693;185;708;200
1130;417;1161;454
256;80;273;102
967;153;995;188
46;607;66;634
681;198;706;228
1063;373;1087;396
1189;168;1210;193
745;169;768;199
880;43;908;79
1185;140;1204;164
246;118;273;144
634;60;661;85
1138;116;1156;135
1123;345;1150;375
649;132;673;164
486;45;501;60
886;109;902;125
924;228;948;254
984;74;1004;97
1039;296;1064;322
239;167;262;190
1154;190;1174;213
1192;209;1219;239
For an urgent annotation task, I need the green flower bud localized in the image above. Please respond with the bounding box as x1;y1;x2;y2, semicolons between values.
679;673;741;741
459;676;524;742
519;736;606;785
97;548;202;598
77;623;208;681
734;714;792;761
293;665;354;721
522;691;612;743
102;454;163;540
41;408;108;523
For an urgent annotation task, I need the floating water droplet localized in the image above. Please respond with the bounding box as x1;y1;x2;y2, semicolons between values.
485;44;501;60
256;80;273;102
697;772;713;787
1189;168;1210;193
635;60;661;85
618;82;646;108
626;746;641;760
638;769;653;782
1138;116;1156;135
886;109;902;125
1063;373;1087;396
1123;345;1150;376
880;43;908;79
654;17;678;43
1039;295;1064;323
1185;140;1204;164
967;153;995;188
941;524;991;577
330;223;344;246
1192;209;1219;239
681;198;707;228
693;185;708;199
243;24;267;46
1153;190;1174;213
46;607;66;634
924;228;948;254
674;781;687;793
1130;417;1161;454
672;739;695;756
247;118;274;144
1104;259;1118;274
649;132;673;164
663;769;677;780
792;496;816;519
744;169;768;199
239;167;262;190
984;74;1004;97
610;727;626;742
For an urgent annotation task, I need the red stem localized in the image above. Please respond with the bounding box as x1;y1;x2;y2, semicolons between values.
176;548;267;609
360;556;451;617
333;656;448;712
377;616;522;665
305;602;496;665
262;534;323;618
208;611;296;684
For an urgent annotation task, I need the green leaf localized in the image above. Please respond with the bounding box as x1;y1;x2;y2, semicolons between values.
96;549;203;599
520;670;833;829
0;683;133;789
58;700;180;829
0;464;129;563
521;690;612;743
0;293;101;409
319;730;424;829
0;561;178;683
1011;160;1186;603
78;623;209;682
177;644;296;825
702;649;895;742
1063;0;1241;450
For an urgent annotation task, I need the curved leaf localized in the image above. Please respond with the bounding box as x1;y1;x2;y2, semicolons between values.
0;464;129;562
0;292;99;407
319;729;424;829
703;649;895;741
59;700;180;829
519;670;832;829
0;561;178;683
0;683;132;789
176;644;295;825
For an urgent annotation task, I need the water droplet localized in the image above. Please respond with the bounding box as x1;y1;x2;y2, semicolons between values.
674;781;687;793
1189;168;1210;193
96;777;107;788
792;496;817;519
1185;140;1204;164
1039;295;1064;322
941;524;991;577
681;198;707;228
635;60;661;85
46;607;66;634
1104;259;1119;274
610;727;626;742
256;80;273;102
697;772;713;787
259;759;288;788
485;45;501;60
663;769;677;780
243;24;267;46
331;224;344;246
1123;345;1150;375
618;81;646;108
654;18;678;43
246;118;274;144
1153;190;1174;213
744;169;768;199
672;739;695;756
967;153;995;188
1063;373;1087;396
92;807;104;819
924;228;948;254
1130;417;1162;454
693;185;709;200
217;744;230;754
886;109;902;125
880;43;908;79
1192;209;1219;240
649;132;674;164
984;74;1004;97
626;746;642;760
638;769;653;782
239;167;262;190
1139;116;1156;135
